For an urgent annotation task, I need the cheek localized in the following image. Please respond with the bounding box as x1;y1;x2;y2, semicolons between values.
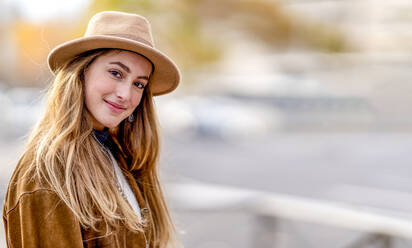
84;82;95;107
86;76;114;98
84;79;112;115
130;92;144;108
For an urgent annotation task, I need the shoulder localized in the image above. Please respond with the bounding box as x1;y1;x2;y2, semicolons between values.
3;189;63;220
2;183;84;248
2;158;55;217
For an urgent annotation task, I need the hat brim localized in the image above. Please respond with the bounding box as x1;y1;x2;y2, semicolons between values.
47;35;181;96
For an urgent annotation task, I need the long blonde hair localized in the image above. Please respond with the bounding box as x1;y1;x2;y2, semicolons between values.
17;49;176;247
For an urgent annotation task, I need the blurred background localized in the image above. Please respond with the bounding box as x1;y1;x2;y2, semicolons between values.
2;0;412;247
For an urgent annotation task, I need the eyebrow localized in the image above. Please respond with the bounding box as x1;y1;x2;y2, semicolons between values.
109;61;150;81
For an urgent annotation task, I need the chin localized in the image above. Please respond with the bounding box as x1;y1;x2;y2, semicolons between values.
99;118;124;129
105;122;122;128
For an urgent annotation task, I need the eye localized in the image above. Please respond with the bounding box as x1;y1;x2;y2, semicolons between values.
109;69;122;79
134;82;145;89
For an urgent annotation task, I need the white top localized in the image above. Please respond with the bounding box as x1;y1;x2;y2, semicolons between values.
107;151;142;221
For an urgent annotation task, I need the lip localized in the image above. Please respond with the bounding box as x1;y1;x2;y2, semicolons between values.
104;100;126;114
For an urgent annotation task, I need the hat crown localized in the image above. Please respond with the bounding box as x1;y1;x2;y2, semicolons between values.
85;11;154;47
48;11;180;95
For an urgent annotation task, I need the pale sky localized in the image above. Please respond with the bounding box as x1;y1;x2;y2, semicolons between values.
6;0;91;22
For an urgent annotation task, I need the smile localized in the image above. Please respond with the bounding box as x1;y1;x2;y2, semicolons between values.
104;100;126;114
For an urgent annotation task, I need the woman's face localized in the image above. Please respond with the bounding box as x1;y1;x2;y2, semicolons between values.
84;50;152;130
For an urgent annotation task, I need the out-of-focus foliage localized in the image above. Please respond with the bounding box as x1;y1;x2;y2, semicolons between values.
15;21;80;78
88;0;223;70
1;0;349;86
188;0;348;52
88;0;349;67
0;20;79;86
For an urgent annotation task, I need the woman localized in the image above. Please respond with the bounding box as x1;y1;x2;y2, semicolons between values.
2;11;181;248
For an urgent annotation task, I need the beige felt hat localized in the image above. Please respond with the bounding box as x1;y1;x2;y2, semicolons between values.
47;11;181;96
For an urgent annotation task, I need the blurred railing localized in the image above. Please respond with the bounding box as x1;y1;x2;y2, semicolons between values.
168;182;412;248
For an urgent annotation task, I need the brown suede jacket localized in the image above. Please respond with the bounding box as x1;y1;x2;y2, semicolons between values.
2;158;151;248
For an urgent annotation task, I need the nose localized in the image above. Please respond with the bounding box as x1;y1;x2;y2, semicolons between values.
115;82;132;101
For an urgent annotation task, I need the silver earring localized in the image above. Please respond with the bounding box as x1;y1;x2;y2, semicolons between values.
127;114;134;123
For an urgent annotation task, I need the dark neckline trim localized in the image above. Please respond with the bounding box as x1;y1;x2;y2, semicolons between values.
93;128;111;148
